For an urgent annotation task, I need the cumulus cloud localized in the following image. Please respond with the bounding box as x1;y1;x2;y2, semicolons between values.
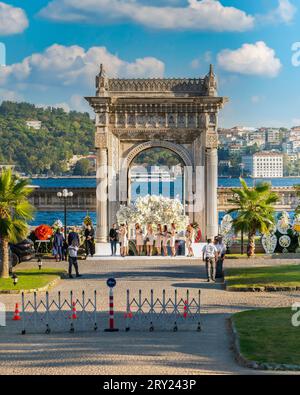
259;0;297;25
217;41;282;78
276;0;297;22
0;2;28;36
0;44;164;110
0;44;164;87
39;0;255;32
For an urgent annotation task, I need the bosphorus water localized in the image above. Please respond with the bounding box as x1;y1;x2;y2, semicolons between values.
29;176;300;226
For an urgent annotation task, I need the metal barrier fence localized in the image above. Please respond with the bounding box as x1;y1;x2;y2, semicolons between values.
125;289;201;332
20;288;202;334
21;291;98;334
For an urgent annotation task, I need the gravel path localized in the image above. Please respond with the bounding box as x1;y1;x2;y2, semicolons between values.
0;257;299;375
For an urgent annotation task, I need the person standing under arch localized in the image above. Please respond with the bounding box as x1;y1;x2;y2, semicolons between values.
155;224;163;256
170;223;177;257
145;224;154;256
162;225;169;256
135;223;144;256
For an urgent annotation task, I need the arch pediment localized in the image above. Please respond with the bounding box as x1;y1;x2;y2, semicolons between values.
124;140;193;169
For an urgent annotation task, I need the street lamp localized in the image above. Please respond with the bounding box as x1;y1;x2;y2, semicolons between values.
57;189;73;240
12;273;18;286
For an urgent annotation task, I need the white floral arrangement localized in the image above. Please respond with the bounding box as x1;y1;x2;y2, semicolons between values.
52;219;63;230
116;195;189;230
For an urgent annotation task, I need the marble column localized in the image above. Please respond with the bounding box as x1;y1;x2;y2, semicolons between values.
205;148;218;239
96;148;108;243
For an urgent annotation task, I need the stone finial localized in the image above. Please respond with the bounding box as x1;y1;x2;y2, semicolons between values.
99;63;106;77
205;64;217;97
96;63;109;97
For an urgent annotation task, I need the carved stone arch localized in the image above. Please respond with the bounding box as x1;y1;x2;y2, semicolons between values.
123;140;194;169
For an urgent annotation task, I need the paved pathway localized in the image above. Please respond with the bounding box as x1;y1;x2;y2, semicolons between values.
0;257;300;375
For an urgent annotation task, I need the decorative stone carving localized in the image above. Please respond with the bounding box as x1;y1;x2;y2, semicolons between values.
177;114;186;128
206;133;218;149
188;114;195;127
168;114;175;127
108;78;206;96
95;133;108;149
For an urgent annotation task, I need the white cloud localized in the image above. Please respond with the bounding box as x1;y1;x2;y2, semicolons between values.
0;44;165;88
0;44;165;111
0;2;28;36
39;0;255;32
259;0;297;25
251;95;265;104
273;0;296;23
217;41;282;78
0;88;23;102
190;59;200;69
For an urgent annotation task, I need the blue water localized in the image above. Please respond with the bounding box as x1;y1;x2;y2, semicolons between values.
29;176;299;226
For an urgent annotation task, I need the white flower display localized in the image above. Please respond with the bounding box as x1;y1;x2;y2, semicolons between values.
220;214;233;236
116;195;189;230
279;235;291;248
276;211;291;235
261;234;277;254
52;219;63;229
220;214;234;248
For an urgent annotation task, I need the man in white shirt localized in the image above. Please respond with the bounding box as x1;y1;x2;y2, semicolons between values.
68;240;82;279
202;239;218;282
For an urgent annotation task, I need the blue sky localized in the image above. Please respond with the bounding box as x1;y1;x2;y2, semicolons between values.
0;0;299;128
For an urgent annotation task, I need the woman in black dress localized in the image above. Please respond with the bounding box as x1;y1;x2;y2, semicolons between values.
84;225;95;257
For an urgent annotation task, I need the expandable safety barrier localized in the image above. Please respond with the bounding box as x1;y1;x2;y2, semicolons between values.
19;287;202;334
125;289;201;332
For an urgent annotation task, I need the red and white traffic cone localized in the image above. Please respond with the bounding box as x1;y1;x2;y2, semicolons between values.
13;303;21;321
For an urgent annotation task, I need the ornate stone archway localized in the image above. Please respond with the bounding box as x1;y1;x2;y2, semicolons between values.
86;65;228;246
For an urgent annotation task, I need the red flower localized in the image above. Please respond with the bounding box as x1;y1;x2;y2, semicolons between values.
35;225;53;240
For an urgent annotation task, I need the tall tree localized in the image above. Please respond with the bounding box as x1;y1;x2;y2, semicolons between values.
228;179;278;257
0;169;34;278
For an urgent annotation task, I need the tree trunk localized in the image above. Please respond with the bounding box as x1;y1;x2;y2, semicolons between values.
247;232;256;257
0;238;10;278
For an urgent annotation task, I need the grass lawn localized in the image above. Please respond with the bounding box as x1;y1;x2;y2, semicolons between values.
0;268;65;291
226;253;266;259
225;265;300;289
233;308;300;366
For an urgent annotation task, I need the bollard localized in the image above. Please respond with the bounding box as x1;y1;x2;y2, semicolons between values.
105;278;119;332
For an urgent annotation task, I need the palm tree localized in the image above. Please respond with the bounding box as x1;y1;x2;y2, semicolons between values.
0;169;34;278
228;179;279;257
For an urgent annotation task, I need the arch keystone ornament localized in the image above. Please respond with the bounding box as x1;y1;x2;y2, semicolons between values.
86;65;228;251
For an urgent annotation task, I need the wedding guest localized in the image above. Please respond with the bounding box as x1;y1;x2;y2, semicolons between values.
135;223;144;256
124;224;129;256
109;224;118;256
185;224;195;257
162;225;169;256
202;238;218;282
119;224;128;257
145;224;154;256
84;224;95;257
170;223;177;257
53;228;65;262
215;236;226;279
155;224;163;256
68;239;81;279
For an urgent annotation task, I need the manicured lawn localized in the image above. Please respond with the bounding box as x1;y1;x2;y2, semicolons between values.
226;253;265;259
225;265;300;289
0;268;65;291
233;308;300;366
